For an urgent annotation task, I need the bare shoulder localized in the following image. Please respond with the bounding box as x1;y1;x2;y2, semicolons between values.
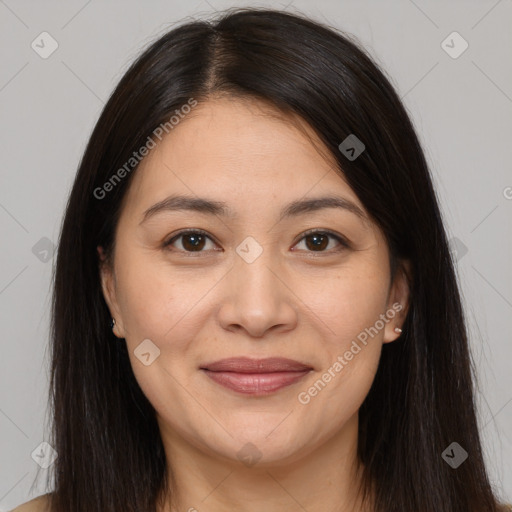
10;493;51;512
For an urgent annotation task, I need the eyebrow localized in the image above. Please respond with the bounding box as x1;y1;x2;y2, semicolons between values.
140;194;368;225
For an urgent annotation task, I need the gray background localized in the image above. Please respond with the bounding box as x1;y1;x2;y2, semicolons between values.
0;0;511;509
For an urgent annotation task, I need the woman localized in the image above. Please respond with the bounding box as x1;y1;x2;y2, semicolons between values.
13;7;510;512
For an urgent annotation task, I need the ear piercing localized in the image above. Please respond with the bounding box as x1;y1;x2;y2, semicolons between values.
394;327;402;334
110;318;123;340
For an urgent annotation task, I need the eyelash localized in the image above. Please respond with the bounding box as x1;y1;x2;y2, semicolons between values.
163;228;349;256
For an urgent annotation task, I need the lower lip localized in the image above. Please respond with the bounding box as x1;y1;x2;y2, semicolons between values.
201;369;311;395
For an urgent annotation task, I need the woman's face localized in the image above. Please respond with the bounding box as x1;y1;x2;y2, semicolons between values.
99;97;409;467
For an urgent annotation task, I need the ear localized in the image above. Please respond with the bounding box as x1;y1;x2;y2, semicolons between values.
383;259;412;344
97;245;125;338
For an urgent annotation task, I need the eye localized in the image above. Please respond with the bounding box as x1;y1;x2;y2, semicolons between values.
164;228;348;255
164;229;218;254
292;229;348;253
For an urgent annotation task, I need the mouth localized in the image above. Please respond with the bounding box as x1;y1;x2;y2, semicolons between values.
199;357;313;396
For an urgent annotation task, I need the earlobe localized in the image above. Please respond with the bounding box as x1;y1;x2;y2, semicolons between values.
383;260;411;344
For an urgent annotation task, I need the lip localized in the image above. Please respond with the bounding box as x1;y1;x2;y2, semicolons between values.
200;357;312;373
200;357;313;395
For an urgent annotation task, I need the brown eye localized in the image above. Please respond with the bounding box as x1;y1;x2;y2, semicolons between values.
293;230;348;253
165;230;217;253
305;233;329;251
164;229;348;255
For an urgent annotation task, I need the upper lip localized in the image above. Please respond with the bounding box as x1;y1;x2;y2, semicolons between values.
200;357;313;373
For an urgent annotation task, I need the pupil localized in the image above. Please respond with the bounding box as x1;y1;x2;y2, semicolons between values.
183;234;205;251
307;233;328;251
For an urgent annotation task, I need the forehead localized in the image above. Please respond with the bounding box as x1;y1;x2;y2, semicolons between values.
121;97;367;222
146;97;336;171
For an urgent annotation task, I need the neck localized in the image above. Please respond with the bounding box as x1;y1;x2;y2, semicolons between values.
156;412;373;512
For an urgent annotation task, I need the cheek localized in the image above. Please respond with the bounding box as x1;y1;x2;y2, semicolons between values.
294;266;388;407
297;330;382;425
298;263;390;342
113;254;207;416
117;267;174;342
115;252;220;356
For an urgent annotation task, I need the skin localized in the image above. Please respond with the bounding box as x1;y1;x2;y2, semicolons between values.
98;97;410;512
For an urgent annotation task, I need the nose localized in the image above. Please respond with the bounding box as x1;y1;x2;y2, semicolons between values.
216;246;298;338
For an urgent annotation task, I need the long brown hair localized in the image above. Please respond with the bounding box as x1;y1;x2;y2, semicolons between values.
43;7;505;511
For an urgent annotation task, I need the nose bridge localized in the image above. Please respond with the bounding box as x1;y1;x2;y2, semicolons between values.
233;235;282;304
217;235;297;336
